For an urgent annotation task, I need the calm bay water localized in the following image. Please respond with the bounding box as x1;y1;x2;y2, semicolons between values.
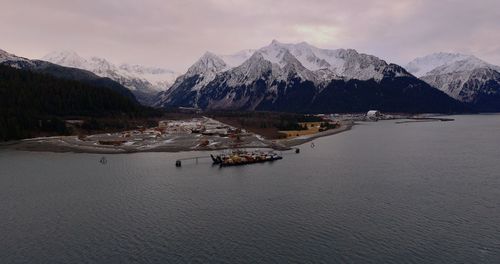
1;115;500;263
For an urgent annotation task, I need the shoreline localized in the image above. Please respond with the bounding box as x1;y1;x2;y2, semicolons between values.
274;122;354;148
0;122;355;154
0;115;455;154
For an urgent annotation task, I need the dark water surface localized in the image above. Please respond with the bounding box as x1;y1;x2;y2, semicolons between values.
1;115;499;263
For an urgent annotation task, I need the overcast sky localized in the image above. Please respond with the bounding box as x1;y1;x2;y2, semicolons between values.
1;0;499;72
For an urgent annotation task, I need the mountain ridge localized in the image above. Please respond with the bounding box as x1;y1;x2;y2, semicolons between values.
42;50;180;105
407;52;500;110
155;41;463;113
0;49;138;101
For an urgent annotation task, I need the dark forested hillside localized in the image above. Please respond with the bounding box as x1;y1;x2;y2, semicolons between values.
0;59;138;101
0;65;157;141
191;76;467;114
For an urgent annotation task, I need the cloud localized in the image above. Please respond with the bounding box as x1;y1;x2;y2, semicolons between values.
1;0;499;71
293;25;341;45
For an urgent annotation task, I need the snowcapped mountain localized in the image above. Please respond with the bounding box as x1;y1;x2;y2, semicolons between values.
257;40;396;81
42;50;88;69
406;53;474;77
155;41;460;113
0;49;35;68
42;51;179;105
0;49;24;62
0;49;137;101
407;53;500;110
154;52;229;107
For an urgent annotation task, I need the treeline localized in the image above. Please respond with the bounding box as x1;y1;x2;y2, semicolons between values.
207;110;322;131
0;65;160;141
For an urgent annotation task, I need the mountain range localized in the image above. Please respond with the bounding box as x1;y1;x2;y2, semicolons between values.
2;41;500;113
0;49;137;101
406;53;500;111
41;51;180;105
154;40;464;113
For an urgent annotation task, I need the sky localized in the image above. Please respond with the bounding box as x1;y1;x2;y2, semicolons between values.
1;0;499;72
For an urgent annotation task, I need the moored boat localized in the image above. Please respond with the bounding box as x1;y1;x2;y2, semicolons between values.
211;150;282;167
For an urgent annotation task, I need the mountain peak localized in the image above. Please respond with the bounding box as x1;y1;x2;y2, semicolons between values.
166;40;400;91
405;52;491;77
187;52;227;75
258;42;291;67
270;39;282;45
409;52;500;104
154;40;469;112
42;50;88;69
201;51;220;59
43;50;83;60
41;50;180;104
225;51;273;85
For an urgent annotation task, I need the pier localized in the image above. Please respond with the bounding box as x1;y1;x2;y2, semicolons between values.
174;148;301;167
175;156;212;167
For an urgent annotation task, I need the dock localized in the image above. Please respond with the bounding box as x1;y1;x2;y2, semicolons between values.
175;156;212;167
175;148;300;167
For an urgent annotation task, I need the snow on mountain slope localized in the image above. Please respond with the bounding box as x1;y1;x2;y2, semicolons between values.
198;50;323;110
184;51;229;91
406;52;500;78
421;67;500;104
42;51;180;105
118;64;178;87
427;56;500;76
185;52;227;76
42;51;179;91
408;53;500;106
156;43;320;108
260;40;331;70
154;51;234;107
0;49;13;61
405;53;474;77
220;49;255;68
175;40;405;87
422;68;494;101
0;49;139;101
42;50;88;70
225;50;318;87
155;40;420;110
0;49;22;62
257;40;395;81
0;49;34;67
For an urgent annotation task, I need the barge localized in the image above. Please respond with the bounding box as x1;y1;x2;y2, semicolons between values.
211;150;282;167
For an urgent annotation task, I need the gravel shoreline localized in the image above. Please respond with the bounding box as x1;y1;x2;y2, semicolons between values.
1;122;355;154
